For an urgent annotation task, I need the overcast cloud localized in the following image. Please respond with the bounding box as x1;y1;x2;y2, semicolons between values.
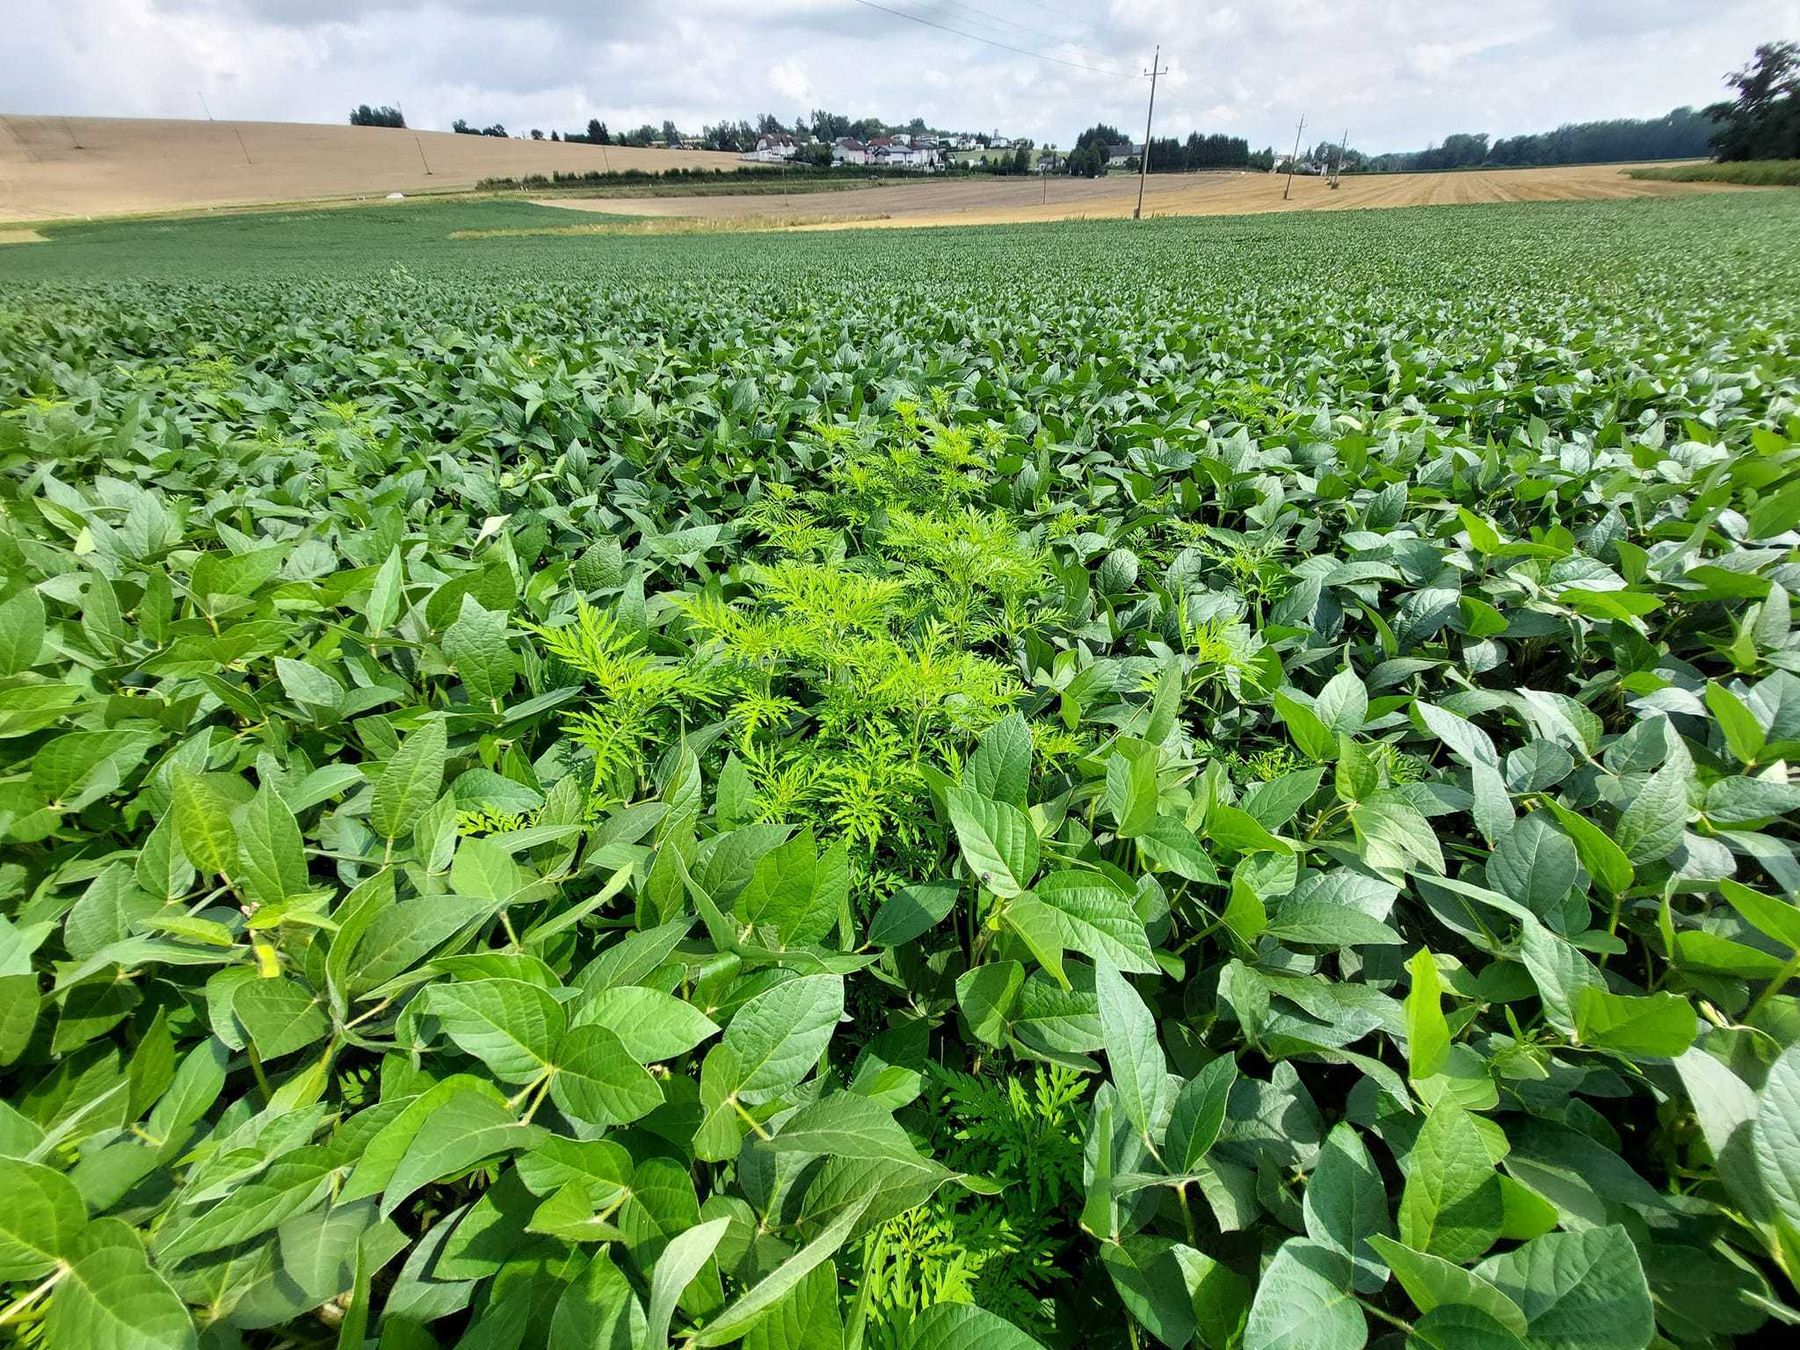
6;0;1798;154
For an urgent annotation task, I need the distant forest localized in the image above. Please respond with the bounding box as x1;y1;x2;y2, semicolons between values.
1357;107;1713;173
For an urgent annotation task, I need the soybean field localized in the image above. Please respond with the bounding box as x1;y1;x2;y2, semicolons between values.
2;193;1800;1350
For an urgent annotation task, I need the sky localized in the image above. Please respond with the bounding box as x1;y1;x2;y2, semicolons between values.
5;0;1798;154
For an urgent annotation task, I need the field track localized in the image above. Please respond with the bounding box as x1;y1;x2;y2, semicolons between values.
0;115;743;222
536;162;1756;229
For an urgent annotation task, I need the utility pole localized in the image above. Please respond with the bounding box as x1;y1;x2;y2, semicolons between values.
1282;113;1305;200
197;89;215;122
233;127;252;166
1133;44;1166;220
414;135;433;175
1331;127;1348;188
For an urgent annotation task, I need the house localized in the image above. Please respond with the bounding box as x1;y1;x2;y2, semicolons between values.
832;137;870;166
1106;142;1143;167
743;133;799;163
990;136;1012;150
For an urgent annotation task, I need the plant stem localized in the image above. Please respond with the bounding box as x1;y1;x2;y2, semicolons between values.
0;1268;67;1327
1746;949;1800;1024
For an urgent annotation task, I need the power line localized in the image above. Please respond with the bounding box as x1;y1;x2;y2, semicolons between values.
846;0;1133;78
1012;0;1102;37
932;0;1133;73
935;0;1104;51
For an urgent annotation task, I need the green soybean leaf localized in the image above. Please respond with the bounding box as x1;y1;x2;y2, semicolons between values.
1243;1238;1365;1350
1474;1226;1653;1350
646;1215;729;1349
232;976;329;1061
720;973;843;1105
44;1234;196;1350
1095;957;1166;1145
1304;1123;1393;1294
576;985;719;1063
0;1158;87;1278
1572;987;1697;1057
370;719;447;843
947;787;1038;896
1397;1102;1502;1264
550;1024;663;1125
425;977;565;1083
898;1301;1046;1349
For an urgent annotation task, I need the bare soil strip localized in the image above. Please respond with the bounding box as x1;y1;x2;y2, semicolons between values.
537;163;1755;231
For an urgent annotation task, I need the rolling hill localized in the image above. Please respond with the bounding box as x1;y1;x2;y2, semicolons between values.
0;115;744;222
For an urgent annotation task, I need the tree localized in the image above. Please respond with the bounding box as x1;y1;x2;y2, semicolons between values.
350;105;405;129
1012;144;1031;174
1708;40;1800;160
550;130;560;142
529;128;544;140
662;119;681;146
757;113;787;135
811;109;850;141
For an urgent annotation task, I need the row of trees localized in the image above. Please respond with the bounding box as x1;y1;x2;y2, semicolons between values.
1360;109;1714;173
348;105;404;128
1143;132;1259;172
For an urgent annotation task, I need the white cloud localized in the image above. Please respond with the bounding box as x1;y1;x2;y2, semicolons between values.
3;0;1795;152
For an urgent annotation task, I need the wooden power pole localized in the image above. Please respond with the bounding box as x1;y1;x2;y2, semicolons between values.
1283;113;1306;200
1133;45;1167;221
1331;127;1348;187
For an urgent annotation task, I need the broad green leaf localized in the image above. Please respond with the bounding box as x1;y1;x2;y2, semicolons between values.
1572;987;1697;1057
236;786;308;909
866;881;959;947
1753;1044;1800;1238
688;1194;869;1345
381;1089;544;1217
720;973;843;1105
1614;761;1687;864
232;976;329;1061
43;1234;196;1350
550;1024;662;1125
1304;1123;1392;1294
0;1158;87;1278
1166;1054;1237;1172
1029;871;1158;973
957;960;1024;1047
968;711;1032;806
646;1216;729;1349
1398;1102;1502;1264
1405;949;1450;1081
445;598;516;704
425;977;565;1083
898;1302;1046;1349
1474;1226;1653;1350
1368;1235;1528;1334
170;768;236;879
1486;813;1577;920
0;586;46;676
765;1095;925;1165
576;985;719;1062
1407;1305;1529;1350
370;719;447;842
1106;745;1161;838
1242;1238;1366;1350
1095;957;1165;1145
947;786;1038;896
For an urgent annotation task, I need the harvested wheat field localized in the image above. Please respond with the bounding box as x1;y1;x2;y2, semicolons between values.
0;116;743;222
536;161;1753;230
